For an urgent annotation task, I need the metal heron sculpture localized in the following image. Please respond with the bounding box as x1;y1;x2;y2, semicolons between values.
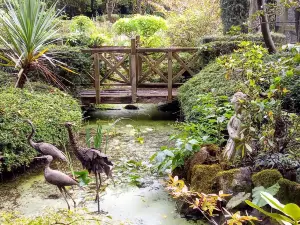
36;155;79;210
64;122;114;213
25;119;67;161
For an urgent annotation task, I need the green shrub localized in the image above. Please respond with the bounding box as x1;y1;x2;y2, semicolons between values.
178;61;242;121
220;0;249;33
191;33;286;71
0;70;14;88
167;5;222;47
112;15;168;47
201;33;286;45
69;15;95;34
113;15;167;37
0;86;82;172
47;45;92;90
194;41;241;69
282;71;300;113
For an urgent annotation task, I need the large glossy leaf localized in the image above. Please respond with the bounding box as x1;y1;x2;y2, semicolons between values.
245;200;293;224
283;204;300;221
252;183;280;207
226;192;251;209
261;192;285;212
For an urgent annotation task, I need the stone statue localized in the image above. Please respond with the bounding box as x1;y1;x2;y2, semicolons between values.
223;92;248;160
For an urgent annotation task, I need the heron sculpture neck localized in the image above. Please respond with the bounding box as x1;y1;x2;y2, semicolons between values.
26;120;38;149
65;125;80;156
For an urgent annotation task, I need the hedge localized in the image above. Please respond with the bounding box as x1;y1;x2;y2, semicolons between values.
0;85;82;172
201;33;286;45
178;61;243;121
179;51;300;121
191;33;286;71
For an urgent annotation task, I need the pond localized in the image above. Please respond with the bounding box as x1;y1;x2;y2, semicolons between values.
0;104;206;225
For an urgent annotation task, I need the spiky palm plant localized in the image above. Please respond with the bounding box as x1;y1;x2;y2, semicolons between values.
0;0;64;88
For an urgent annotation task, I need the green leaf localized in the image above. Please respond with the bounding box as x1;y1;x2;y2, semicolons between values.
74;170;91;186
226;192;251;209
245;143;252;153
261;191;285;212
283;204;300;221
245;200;293;224
286;70;294;77
252;183;280;207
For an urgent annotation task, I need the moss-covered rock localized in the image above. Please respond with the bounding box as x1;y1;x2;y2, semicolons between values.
190;164;222;193
252;169;283;188
216;167;252;195
184;148;209;183
277;178;300;205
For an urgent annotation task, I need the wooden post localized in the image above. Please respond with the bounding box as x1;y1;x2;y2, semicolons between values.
168;51;173;103
130;38;137;103
94;53;100;104
136;36;142;83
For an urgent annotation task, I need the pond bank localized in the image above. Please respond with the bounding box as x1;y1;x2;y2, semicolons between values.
0;104;205;225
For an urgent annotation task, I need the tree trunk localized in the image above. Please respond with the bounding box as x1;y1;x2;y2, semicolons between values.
137;0;142;14
249;0;259;32
106;0;115;22
257;0;276;54
15;68;26;88
91;0;96;18
295;8;300;42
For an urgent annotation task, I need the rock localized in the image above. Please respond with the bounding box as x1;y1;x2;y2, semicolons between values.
277;178;300;205
184;145;219;182
190;164;222;193
124;105;139;110
252;169;282;188
184;148;209;182
226;192;251;210
216;167;252;195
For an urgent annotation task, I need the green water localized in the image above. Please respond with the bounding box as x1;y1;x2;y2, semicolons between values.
0;104;207;225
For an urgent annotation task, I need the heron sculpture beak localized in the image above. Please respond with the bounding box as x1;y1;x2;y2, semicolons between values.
34;156;47;160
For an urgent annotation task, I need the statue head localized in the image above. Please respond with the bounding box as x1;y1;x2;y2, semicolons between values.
231;92;247;113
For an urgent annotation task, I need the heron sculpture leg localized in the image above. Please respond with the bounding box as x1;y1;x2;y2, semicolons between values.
58;186;70;210
95;172;101;213
62;186;76;208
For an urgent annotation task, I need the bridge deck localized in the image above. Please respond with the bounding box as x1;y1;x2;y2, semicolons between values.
79;88;178;104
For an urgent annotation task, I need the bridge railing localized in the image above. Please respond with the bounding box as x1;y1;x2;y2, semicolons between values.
82;36;199;104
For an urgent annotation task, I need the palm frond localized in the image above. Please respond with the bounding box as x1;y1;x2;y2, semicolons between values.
0;0;61;67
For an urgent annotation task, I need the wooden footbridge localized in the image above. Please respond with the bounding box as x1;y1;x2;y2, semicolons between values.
79;37;200;105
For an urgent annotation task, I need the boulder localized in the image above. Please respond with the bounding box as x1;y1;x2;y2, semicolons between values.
184;144;219;182
277;178;300;205
252;169;282;188
184;148;209;182
216;167;252;195
190;164;222;193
